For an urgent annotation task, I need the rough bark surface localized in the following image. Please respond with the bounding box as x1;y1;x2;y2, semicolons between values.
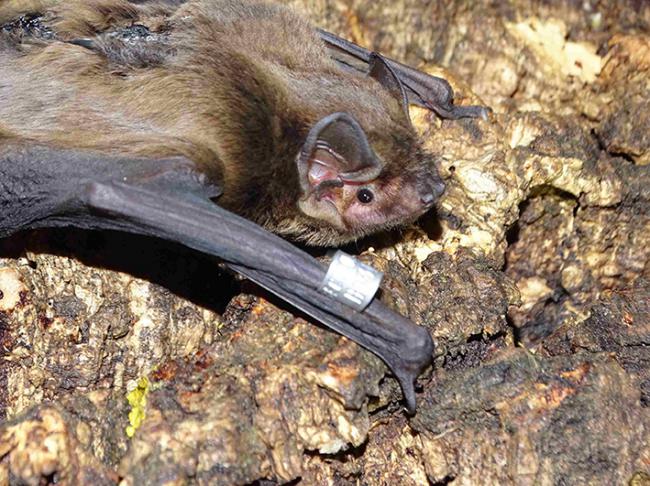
1;0;649;484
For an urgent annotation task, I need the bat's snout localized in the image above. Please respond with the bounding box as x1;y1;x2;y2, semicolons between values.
420;190;435;207
417;175;445;209
431;179;446;199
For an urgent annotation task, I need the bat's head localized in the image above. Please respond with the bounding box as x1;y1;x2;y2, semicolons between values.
295;112;444;245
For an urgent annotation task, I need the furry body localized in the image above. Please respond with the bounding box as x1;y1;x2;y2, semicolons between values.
0;0;439;244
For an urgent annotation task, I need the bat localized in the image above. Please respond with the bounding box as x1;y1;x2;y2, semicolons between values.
0;0;488;412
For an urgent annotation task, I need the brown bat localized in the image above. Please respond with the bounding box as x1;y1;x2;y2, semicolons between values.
0;0;487;412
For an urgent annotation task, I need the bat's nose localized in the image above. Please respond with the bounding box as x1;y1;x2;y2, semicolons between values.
431;179;445;199
418;176;445;208
420;191;435;207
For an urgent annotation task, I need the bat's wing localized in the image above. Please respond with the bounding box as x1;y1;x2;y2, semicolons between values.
0;143;433;413
318;29;489;120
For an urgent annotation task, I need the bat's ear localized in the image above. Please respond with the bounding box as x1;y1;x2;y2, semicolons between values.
297;112;382;193
368;53;412;125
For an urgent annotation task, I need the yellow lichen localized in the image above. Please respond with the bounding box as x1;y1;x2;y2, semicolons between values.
125;377;150;438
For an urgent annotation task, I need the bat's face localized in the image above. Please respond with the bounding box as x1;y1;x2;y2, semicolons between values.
295;112;444;244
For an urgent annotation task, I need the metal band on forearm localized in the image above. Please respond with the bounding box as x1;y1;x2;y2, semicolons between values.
319;251;383;311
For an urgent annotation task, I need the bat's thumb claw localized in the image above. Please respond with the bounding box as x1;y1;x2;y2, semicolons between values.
384;325;434;415
479;106;492;121
399;377;418;415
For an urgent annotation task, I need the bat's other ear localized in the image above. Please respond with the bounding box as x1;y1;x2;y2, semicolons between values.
297;112;383;194
368;53;412;125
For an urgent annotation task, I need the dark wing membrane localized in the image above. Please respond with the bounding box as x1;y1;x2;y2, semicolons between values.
318;29;489;120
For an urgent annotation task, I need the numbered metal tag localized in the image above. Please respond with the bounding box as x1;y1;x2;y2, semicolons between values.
319;251;383;311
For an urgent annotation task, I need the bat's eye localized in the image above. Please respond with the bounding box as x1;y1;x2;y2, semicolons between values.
356;188;374;204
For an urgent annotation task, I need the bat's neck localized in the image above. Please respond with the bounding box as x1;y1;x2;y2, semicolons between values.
204;66;306;226
218;134;303;227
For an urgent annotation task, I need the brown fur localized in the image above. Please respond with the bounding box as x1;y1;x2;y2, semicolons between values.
0;0;433;245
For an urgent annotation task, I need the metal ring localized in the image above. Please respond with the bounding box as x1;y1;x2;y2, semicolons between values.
319;251;383;311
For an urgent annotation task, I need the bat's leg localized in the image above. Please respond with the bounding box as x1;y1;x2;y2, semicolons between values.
0;143;433;412
318;29;489;120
